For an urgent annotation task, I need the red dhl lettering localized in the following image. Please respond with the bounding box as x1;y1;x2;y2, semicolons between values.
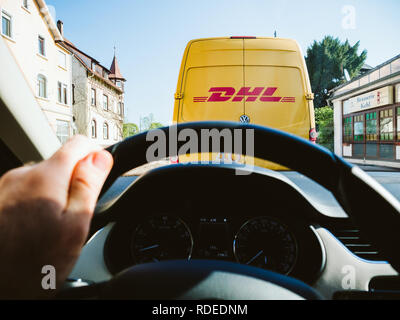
193;87;296;103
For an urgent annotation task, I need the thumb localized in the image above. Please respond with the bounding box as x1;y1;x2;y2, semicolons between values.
66;150;113;218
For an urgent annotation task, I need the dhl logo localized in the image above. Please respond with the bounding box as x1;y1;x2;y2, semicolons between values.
193;87;296;103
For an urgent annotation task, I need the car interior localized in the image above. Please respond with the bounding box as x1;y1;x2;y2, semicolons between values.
1;20;400;301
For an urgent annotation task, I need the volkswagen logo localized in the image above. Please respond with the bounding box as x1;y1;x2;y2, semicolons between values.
239;114;250;124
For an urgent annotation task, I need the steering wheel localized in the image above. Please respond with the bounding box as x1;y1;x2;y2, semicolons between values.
62;122;400;300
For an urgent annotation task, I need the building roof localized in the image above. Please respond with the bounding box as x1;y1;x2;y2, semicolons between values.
61;38;123;93
361;63;374;70
330;53;400;99
36;0;63;42
110;55;125;81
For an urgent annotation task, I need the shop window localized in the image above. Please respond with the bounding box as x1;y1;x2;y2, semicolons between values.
366;143;378;158
354;115;364;142
353;144;364;158
397;108;400;140
380;109;394;141
379;144;394;160
366;112;378;141
343;117;352;142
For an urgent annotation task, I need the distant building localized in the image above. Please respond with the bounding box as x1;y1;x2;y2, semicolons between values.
330;54;400;168
1;0;74;144
58;21;126;148
359;64;373;75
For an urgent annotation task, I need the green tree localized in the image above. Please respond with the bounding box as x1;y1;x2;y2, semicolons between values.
123;123;139;138
315;106;334;152
149;122;164;130
306;36;367;108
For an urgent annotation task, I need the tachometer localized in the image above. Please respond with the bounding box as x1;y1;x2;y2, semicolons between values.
131;216;193;264
233;216;297;275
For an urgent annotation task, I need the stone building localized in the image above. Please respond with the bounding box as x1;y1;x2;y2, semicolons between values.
58;21;126;148
1;0;74;144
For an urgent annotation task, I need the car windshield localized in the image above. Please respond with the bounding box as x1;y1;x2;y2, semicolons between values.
1;0;399;175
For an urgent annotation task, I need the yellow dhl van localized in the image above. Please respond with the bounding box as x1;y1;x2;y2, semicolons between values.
172;36;316;169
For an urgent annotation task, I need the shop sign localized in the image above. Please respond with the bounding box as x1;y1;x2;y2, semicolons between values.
343;86;393;115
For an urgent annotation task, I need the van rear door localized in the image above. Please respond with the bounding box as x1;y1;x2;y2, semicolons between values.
243;38;312;140
178;38;244;122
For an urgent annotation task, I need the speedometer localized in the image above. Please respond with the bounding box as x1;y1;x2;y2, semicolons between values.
233;217;298;275
131;216;193;264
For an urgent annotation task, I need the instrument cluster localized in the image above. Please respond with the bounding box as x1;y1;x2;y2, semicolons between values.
105;213;324;283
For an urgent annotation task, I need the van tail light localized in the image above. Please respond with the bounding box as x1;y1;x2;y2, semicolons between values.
170;156;179;164
309;128;318;143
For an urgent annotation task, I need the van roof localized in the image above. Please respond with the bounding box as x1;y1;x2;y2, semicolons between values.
186;37;301;52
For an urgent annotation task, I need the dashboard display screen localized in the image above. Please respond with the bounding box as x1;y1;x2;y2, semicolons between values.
197;218;231;259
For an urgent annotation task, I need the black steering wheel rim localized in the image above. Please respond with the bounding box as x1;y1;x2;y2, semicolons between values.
89;121;400;299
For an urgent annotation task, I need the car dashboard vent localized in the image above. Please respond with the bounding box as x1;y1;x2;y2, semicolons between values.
330;228;387;262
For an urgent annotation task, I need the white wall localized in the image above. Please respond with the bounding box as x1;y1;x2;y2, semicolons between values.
333;100;343;156
0;0;73;141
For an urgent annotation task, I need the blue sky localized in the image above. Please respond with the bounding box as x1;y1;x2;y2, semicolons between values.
46;0;400;126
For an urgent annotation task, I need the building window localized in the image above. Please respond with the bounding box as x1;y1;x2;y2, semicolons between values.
91;120;97;138
56;120;70;144
2;11;12;38
63;83;68;104
58;51;66;69
117;102;122;116
22;0;29;9
353;115;364;142
380;109;394;141
366;112;378;141
91;88;96;106
103;94;108;111
37;74;47;98
38;36;46;56
103;122;109;140
343;117;352;143
57;82;68;104
114;124;118;140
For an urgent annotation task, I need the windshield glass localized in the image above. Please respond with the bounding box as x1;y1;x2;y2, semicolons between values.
2;0;400;173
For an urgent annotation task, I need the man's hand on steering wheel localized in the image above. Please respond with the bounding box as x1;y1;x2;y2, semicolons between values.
0;135;113;299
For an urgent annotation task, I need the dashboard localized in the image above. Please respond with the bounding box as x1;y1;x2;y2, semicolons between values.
102;164;332;284
69;163;399;299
